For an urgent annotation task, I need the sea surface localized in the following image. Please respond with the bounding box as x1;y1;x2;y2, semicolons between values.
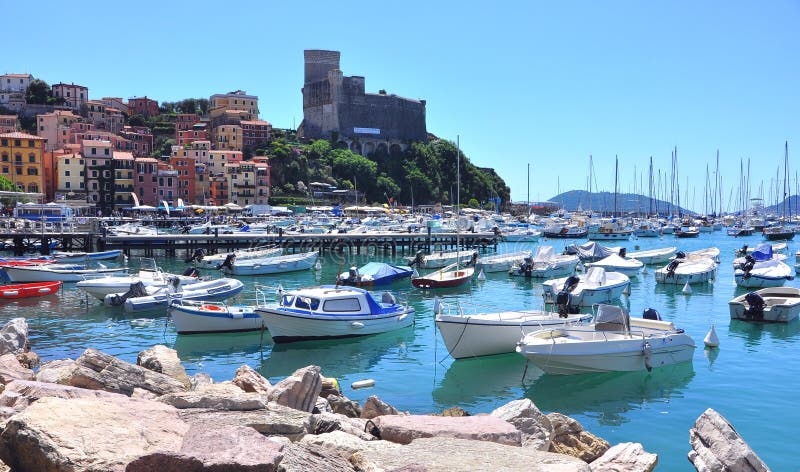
2;232;798;470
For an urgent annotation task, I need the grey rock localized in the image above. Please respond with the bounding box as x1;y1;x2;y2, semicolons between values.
278;442;357;472
327;393;362;418
67;347;187;396
232;364;272;394
354;437;591;472
688;408;769;472
490;398;552;450
34;359;76;384
300;430;371;455
137;345;191;389
158;381;268;411
179;402;312;441
313;396;332;414
0;379;126;413
591;442;658;472
547;412;610;462
268;365;322;413
15;351;39;369
373;414;521;446
0;353;34;386
0;318;28;355
309;411;375;441
189;372;213;391
361;395;401;419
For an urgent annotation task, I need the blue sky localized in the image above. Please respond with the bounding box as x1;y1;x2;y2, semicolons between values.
5;1;798;211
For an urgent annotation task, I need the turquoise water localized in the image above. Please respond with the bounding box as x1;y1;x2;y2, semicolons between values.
3;233;798;470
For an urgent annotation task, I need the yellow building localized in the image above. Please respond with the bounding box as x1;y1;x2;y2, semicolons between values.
212;124;243;151
0;132;45;193
56;150;86;200
113;152;135;208
209;90;258;121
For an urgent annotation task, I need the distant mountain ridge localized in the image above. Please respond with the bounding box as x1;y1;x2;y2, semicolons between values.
548;190;695;215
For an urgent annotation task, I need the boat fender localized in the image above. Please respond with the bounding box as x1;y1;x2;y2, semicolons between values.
682;282;692;294
351;321;365;329
477;269;486;281
743;292;765;321
351;379;375;390
642;341;653;372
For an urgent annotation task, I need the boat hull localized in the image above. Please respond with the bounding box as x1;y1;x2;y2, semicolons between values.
169;304;264;334
2;266;127;283
729;287;800;322
255;307;414;342
225;252;318;276
734;273;792;288
0;281;62;299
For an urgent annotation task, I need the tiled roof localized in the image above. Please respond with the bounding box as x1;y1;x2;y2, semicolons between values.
0;132;44;140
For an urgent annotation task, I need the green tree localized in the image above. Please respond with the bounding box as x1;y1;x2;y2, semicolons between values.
128;114;146;127
197;99;209;116
25;79;51;105
467;198;480;208
375;174;400;203
0;175;14;191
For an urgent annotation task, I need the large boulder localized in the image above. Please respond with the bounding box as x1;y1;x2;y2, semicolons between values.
361;395;401;419
0;379;126;412
490;398;552;450
309;412;375;441
178;402;312;441
300;430;371;455
232;364;272;394
189;372;213;391
0;318;28;355
137;345;191;389
16;351;40;369
158;382;268;411
126;425;284;472
327;393;362;418
688;408;768;472
35;359;76;384
0;396;189;472
67;348;188;396
268;365;322;412
0;353;34;386
373;414;521;446
278;442;358;472
352;437;591;472
547;413;610;463
590;442;658;472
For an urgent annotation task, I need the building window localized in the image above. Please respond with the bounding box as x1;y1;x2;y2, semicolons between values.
28;140;34;147
65;182;71;188
27;168;37;175
28;154;35;163
80;182;84;188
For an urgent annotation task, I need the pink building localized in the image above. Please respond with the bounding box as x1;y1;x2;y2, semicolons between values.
175;114;199;138
128;96;159;117
177;123;209;146
52;83;89;109
0;115;17;133
241;120;272;149
134;157;159;206
156;164;179;205
119;126;154;157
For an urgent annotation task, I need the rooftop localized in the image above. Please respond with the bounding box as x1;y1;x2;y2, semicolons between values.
1;132;44;140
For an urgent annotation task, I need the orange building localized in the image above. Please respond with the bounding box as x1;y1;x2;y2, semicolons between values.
0;132;46;195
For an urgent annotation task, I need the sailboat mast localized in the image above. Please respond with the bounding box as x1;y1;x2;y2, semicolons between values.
527;163;530;217
614;156;618;217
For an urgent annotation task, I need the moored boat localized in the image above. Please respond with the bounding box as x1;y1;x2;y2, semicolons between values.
168;300;264;334
510;246;579;278
105;277;245;312
542;267;631;313
337;262;413;286
1;264;127;283
188;246;282;270
220;251;319;276
655;256;717;285
729;287;800;322
477;250;531;273
0;281;62;300
52;250;122;263
625;246;677;265
586;254;643;277
411;262;474;289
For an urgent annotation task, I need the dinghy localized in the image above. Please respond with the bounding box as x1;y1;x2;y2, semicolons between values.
542;267;631;314
655;256;717;285
52;250;122;263
516;304;696;374
0;281;62;300
255;285;414;342
405;250;476;269
411;262;474;289
729;287;800;323
586;254;643;277
105;277;244;312
77;259;200;299
1;264;127;283
337;262;413;286
220;251;319;276
509;246;579;278
625;246;677;265
168;300;264;334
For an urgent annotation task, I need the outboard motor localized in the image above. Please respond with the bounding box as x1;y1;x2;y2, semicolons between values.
743;291;765;321
182;267;199;278
181;225;191;234
666;259;681;278
518;256;534;277
106;282;148;307
642;307;662;320
381;292;397;304
675;251;686;259
736;244;749;257
618;247;627;257
348;266;359;283
562;275;580;293
466;252;479;267
741;255;756;279
409;251;426;268
555;275;581;316
217;253;236;271
185;248;205;263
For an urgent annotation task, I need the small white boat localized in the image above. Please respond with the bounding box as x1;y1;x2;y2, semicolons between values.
476;250;531;273
655;257;717;285
625;246;677;265
586;254;643;277
729;287;800;323
77;259;200;300
184;221;238;234
510;246;579;278
502;227;541;242
678;247;721;264
105;277;245;312
255;285;414;342
405;250;477;269
52;250;122;263
107;223;158;236
435;301;591;359
588;222;633;241
542;267;631;313
633;221;662;238
168;300;264;334
189;246;283;270
516;304;696;374
220;251;319;276
734;258;794;288
564;241;622;262
1;264;127;283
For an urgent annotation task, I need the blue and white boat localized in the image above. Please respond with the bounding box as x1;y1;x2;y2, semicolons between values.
104;277;244;312
52;250;122;263
168;300;263;334
337;262;413;286
255;285;414;342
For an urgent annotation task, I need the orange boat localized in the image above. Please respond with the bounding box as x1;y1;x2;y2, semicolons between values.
0;281;62;300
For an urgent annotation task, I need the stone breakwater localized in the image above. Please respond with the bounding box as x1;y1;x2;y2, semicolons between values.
0;317;769;472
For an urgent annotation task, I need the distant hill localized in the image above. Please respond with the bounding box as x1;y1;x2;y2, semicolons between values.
764;195;800;216
548;190;694;215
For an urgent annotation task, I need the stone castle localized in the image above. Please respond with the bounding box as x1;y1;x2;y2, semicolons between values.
298;50;427;155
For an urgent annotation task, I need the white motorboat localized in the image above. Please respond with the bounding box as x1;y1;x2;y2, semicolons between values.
542;267;631;313
189;246;283;270
564;241;622;262
220;251;319;276
633;221;662;238
516;304;696;374
734;242;788;257
476;251;531;273
254;285;414;342
502;227;541;242
510;246;579;278
588;222;633;241
76;259;201;300
107;223;158;236
105;277;245;312
729;287;800;322
184;221;238;234
625;246;677;265
1;264;127;283
586;254;643;277
655;257;717;285
52;250;122;263
435;301;591;359
678;247;721;264
734;258;794;288
168;300;264;334
405;250;477;269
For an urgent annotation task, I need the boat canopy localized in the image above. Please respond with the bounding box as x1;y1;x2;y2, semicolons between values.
585;266;607;286
595;304;629;331
565;242;619;260
751;244;774;262
355;262;412;280
533;246;555;262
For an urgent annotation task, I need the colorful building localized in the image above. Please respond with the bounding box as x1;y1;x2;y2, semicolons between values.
82;140;114;214
128;96;159;117
134;157;159;206
226;160;270;206
170;141;209;204
209;90;258;121
119;126;154;157
177;123;209;146
100;97;128;115
241;120;272;149
55;149;86;202
112;152;135;208
212;123;243;151
175;114;200;138
0;115;17;133
37;110;82;151
156;166;179;205
0;74;32;92
0;132;45;194
52;83;89;109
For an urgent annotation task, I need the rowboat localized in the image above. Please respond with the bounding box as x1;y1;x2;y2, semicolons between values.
729;287;800;323
220;251;319;276
0;281;62;300
1;264;127;283
52;250;122;263
411;263;474;289
168;300;264;334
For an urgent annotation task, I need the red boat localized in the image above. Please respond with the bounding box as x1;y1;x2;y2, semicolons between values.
411;264;474;289
0;281;63;300
0;259;54;268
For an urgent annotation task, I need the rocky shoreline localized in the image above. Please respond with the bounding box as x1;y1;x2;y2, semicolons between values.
0;318;769;471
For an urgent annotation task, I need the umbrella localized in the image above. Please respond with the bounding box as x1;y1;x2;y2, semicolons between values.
224;203;243;211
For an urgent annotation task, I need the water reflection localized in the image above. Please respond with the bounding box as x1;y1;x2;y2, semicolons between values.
727;319;800;349
524;362;695;426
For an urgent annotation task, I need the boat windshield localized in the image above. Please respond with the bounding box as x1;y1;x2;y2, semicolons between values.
281;295;295;306
295;297;320;310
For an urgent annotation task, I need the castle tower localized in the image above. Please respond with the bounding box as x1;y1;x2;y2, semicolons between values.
304;50;341;84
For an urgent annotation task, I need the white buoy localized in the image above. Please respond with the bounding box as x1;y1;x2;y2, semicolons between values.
314;260;322;271
682;282;692;294
433;296;442;314
704;324;719;348
477;269;486;281
351;379;375;390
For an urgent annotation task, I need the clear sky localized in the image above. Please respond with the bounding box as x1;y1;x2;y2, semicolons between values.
4;1;798;212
